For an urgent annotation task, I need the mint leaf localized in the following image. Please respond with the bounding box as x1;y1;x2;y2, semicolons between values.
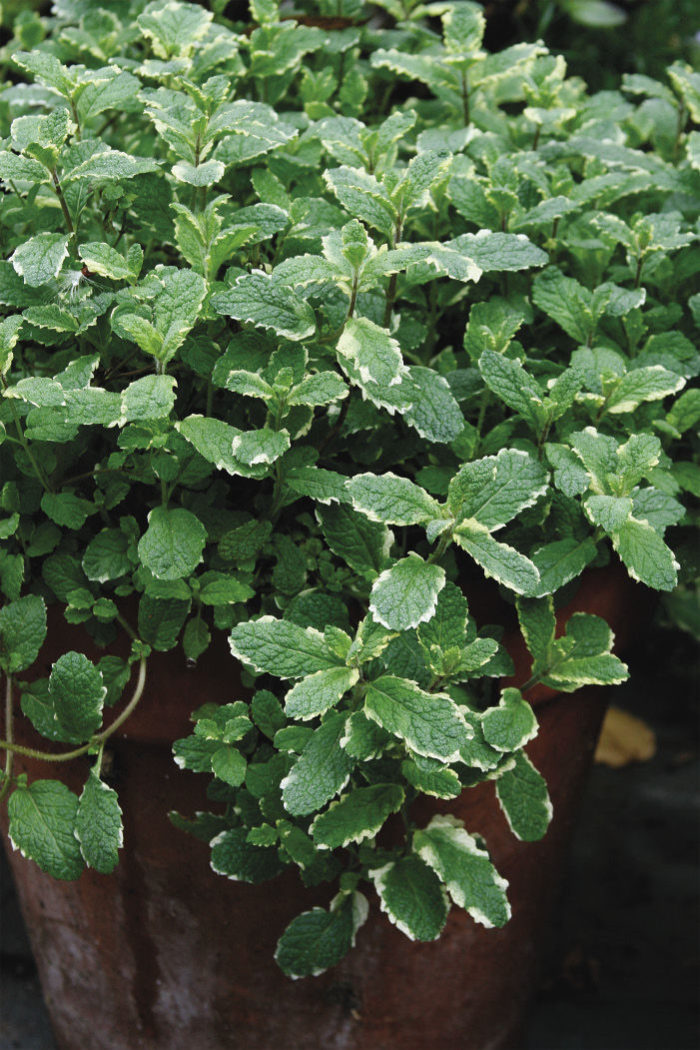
364;675;469;762
371;856;449;941
613;516;679;591
210;827;285;883
230;617;340;678
453;523;540;596
212;273;316;342
317;503;392;579
281;712;352;817
481;688;538;752
0;595;47;673
48;651;106;741
11;234;70;288
285;667;359;721
311;784;404;849
75;770;123;874
347;472;441;526
138;506;207;581
495;752;552;842
275;892;366;978
413;815;510;928
449;449;548;529
8;780;84;880
369;554;446;631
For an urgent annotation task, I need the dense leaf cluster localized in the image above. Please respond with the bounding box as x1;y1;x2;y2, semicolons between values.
0;0;697;977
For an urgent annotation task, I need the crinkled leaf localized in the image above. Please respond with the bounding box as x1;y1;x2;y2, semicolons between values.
75;770;123;874
8;781;84;881
413;815;510;928
311;784;404;849
369;554;445;631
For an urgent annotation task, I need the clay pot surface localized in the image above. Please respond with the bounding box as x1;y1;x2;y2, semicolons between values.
1;567;653;1050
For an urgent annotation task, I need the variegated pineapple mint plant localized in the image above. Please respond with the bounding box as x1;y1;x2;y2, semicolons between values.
0;0;697;978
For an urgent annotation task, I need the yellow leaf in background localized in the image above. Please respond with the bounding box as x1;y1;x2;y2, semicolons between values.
594;706;656;768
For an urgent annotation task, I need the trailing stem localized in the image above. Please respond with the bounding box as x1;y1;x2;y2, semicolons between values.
0;677;14;803
0;657;148;765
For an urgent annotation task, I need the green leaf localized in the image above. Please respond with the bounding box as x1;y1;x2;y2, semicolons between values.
75;770;123;874
40;492;93;529
316;503;391;578
172;160;225;187
516;597;555;675
464;298;529;360
231;428;290;468
49;651;106;741
281;712;353;817
8;780;84;880
12;50;75;95
211;747;247;787
540;612;628;691
210;827;285;883
138;595;190;651
285;667;359;721
176;415;243;475
532;268;594;344
11;234;70;287
531;537;598;596
449;449;548;528
369;554;446;631
453;522;541;596
285;466;349;506
0;151;49;184
346;472;442;526
82;529;132;582
182;618;211;662
371;856;449;941
417;581;468;654
230;617;340;679
612;517;679;591
212;273;316;342
78;242;142;282
449;232;547;273
566;0;626;28
311;784;404;849
606;367;685;415
287;372;348;407
413;815;510;927
478;349;545;430
275;892;366;978
336;317;406;403
481;688;538;752
63;143;159;182
0;595;47;674
324;166;397;237
138;0;212;56
495;752;552;842
364;675;469;762
401;366;465;444
138;506;207;581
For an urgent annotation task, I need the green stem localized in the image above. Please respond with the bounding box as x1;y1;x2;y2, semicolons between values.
0;378;52;492
70;98;82;141
427;531;453;565
474;390;491;452
633;254;644;289
0;658;148;765
0;676;14;803
50;168;75;241
460;70;470;125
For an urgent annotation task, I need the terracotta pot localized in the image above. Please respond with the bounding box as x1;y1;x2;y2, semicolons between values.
0;567;653;1050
